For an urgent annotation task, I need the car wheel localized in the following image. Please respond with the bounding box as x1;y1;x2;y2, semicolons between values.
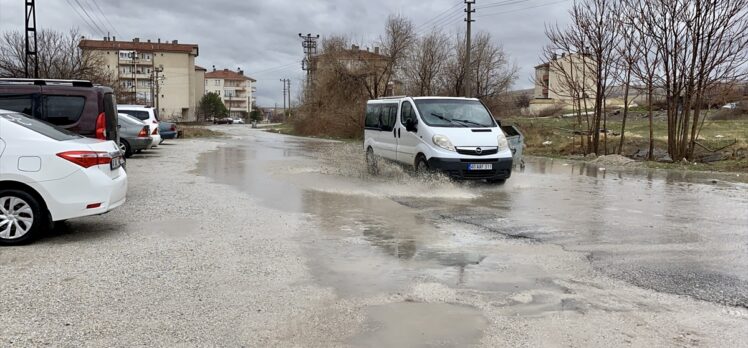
0;189;47;246
366;147;379;175
415;155;430;173
120;140;133;158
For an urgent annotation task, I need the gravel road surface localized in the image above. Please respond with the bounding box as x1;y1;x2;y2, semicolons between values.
1;126;746;347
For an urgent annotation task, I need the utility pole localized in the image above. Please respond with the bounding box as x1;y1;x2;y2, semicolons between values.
280;78;288;117
286;79;292;118
464;0;475;98
299;33;320;95
24;0;39;78
154;65;163;112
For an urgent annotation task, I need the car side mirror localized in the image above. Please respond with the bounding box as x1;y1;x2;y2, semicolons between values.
405;118;418;132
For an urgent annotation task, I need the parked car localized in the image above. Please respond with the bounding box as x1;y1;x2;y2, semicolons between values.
364;97;513;183
118;113;153;157
117;105;161;146
722;102;739;109
0;78;119;143
232;118;245;124
213;118;233;125
159;121;178;141
0;110;127;245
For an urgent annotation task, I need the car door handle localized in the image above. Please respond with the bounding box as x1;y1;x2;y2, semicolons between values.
393;128;397;138
398;128;401;138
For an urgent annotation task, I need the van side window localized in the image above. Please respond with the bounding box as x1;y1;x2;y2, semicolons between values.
0;94;34;116
380;103;397;131
43;96;86;126
365;104;381;129
400;101;416;126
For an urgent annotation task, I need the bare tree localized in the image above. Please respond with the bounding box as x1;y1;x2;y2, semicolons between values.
543;0;620;155
404;29;450;96
640;0;748;160
364;15;416;98
442;31;517;99
470;32;518;99
0;28;114;85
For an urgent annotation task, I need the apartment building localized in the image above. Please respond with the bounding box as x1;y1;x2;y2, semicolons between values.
79;37;201;121
204;67;256;117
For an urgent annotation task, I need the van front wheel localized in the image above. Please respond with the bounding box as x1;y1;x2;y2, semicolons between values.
415;156;429;173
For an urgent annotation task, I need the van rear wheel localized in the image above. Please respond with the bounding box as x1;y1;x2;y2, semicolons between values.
366;147;379;175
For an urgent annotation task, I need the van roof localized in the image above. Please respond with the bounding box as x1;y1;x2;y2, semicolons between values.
368;96;480;104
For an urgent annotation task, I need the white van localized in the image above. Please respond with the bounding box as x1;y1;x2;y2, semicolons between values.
364;97;513;183
117;105;161;147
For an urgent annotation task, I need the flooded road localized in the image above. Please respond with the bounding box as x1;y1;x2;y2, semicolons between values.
197;128;748;346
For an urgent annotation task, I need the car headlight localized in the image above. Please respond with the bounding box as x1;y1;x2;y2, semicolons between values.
498;134;509;151
432;134;455;152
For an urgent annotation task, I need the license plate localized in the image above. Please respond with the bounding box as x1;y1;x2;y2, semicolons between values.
468;163;493;171
110;155;123;170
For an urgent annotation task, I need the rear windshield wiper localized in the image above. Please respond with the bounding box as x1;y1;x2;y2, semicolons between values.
430;113;467;127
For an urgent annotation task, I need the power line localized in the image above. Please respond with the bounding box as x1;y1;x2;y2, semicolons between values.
475;0;570;18
88;0;120;36
63;0;103;36
71;0;107;36
417;11;465;35
79;0;113;36
477;0;532;9
414;1;464;31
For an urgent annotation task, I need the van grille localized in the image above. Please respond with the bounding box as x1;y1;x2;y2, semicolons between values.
456;147;498;156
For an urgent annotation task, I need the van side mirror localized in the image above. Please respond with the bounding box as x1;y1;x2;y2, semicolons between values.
405;118;418;132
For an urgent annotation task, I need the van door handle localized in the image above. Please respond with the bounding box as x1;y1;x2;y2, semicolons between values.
398;128;401;138
393;128;397;138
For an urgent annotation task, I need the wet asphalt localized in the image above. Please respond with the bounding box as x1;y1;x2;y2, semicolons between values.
198;128;748;310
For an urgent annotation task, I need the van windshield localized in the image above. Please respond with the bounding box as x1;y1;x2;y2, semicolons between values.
414;99;496;128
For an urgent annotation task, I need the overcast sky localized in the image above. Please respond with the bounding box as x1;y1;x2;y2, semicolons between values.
0;0;571;107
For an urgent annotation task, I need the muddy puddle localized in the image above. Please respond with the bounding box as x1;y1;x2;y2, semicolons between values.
352;302;488;347
196;131;748;309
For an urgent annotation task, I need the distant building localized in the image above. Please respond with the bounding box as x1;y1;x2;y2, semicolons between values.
194;65;207;106
204;67;256;118
530;53;597;114
311;45;401;96
79;37;201;121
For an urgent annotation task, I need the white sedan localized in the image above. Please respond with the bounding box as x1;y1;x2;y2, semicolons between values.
0;110;127;245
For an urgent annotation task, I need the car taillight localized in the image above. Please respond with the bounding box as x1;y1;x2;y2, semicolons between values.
57;151;112;168
95;112;107;140
138;126;149;137
170;124;176;131
152;127;159;135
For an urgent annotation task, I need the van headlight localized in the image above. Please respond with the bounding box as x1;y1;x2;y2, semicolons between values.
432;135;455;152
498;134;509;151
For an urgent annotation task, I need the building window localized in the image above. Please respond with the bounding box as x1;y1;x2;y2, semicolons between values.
214;80;220;86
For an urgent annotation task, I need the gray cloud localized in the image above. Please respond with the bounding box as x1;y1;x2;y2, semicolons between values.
0;0;571;106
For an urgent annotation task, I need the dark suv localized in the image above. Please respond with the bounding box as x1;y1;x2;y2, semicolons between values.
0;79;119;143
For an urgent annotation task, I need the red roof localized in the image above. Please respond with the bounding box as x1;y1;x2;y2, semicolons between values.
79;39;199;56
205;69;255;82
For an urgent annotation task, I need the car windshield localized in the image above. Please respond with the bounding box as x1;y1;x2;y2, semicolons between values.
414;99;496;128
0;112;82;141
